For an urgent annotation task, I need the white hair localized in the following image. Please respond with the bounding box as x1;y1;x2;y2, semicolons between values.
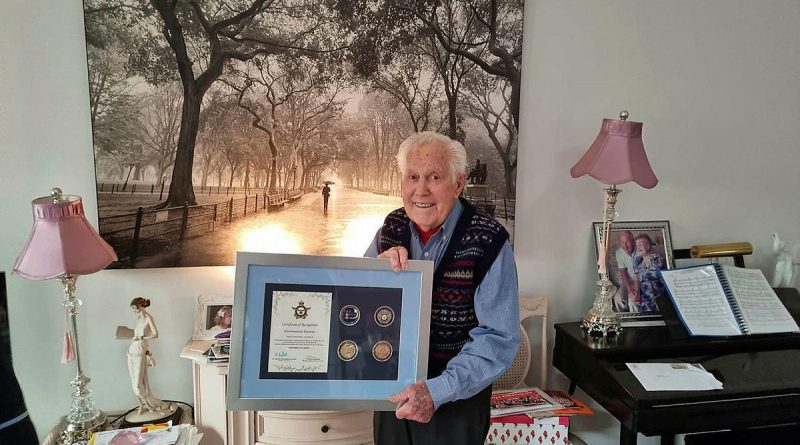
396;131;467;182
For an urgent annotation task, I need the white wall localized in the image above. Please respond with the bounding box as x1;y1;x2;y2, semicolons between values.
516;1;800;443
0;0;235;439
1;0;799;443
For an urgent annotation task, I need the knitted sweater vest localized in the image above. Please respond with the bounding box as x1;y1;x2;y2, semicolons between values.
378;199;508;377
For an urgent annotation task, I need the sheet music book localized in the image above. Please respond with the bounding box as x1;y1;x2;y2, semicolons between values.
658;264;800;336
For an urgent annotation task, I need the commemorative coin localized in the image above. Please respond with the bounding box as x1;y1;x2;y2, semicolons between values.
372;341;393;362
374;306;395;327
337;340;358;361
339;304;360;326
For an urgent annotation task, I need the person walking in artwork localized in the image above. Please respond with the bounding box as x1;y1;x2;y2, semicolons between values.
632;234;665;313
126;298;175;419
614;230;639;312
322;184;331;216
365;131;520;445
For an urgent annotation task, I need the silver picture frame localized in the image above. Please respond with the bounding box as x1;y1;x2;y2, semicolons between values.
592;220;673;321
227;252;433;411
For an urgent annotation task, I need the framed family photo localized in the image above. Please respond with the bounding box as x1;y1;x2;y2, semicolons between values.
593;221;674;321
193;295;234;340
227;252;433;411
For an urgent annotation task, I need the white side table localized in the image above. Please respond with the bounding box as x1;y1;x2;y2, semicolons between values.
184;352;373;445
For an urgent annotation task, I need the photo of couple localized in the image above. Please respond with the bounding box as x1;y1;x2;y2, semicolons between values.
595;221;673;317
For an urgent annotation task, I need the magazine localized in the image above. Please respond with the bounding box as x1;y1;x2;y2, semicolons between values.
493;391;593;420
490;387;561;416
544;390;594;416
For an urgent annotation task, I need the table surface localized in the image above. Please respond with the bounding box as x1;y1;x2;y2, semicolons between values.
42;404;194;445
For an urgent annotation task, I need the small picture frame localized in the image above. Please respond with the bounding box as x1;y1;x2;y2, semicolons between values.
593;220;673;321
193;295;234;340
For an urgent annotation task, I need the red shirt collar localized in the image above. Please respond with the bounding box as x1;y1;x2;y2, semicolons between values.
415;224;441;245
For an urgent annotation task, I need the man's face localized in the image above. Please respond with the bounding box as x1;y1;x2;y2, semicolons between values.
619;233;634;254
402;143;465;232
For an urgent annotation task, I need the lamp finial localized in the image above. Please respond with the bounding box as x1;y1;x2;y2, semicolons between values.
619;110;629;121
50;187;63;203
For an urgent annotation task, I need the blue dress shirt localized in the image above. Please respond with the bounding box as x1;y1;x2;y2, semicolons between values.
365;200;520;409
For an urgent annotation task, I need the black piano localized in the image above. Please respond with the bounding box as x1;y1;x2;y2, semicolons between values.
553;288;800;445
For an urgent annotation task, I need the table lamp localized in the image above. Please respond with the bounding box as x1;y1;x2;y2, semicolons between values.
570;111;658;336
13;188;117;443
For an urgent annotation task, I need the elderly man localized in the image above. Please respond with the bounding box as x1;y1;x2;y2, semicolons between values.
615;230;638;312
365;131;520;445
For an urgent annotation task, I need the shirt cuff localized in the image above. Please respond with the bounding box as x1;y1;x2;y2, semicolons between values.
424;376;455;410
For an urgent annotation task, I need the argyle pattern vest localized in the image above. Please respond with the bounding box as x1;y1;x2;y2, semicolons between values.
378;199;508;377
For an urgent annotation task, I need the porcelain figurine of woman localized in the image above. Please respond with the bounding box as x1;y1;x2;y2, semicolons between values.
123;297;176;422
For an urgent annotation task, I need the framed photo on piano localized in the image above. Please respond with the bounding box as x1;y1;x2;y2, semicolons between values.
227;252;433;411
593;220;673;323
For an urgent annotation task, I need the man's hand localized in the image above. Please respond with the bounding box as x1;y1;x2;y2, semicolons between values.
378;246;409;271
389;382;435;423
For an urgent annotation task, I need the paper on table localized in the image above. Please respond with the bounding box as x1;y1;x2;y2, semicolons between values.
89;423;201;445
626;363;723;391
89;423;179;445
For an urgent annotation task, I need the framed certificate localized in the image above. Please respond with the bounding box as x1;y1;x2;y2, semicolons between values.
227;252;433;411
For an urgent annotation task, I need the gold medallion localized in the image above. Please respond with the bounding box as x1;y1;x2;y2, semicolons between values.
372;341;393;362
374;306;395;327
337;340;358;361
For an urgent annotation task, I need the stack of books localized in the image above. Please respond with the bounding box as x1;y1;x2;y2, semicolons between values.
180;338;229;364
207;337;230;363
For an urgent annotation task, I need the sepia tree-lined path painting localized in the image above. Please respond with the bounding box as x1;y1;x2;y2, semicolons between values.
84;0;524;268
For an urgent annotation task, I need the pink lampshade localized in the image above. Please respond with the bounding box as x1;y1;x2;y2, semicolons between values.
13;189;117;280
570;113;658;188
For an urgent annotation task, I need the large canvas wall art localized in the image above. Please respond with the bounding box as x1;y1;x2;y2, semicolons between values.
82;0;525;268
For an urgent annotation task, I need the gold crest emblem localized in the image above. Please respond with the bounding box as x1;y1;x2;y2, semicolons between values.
292;301;310;319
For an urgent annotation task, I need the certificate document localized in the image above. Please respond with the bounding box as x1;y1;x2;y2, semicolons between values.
268;291;332;373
